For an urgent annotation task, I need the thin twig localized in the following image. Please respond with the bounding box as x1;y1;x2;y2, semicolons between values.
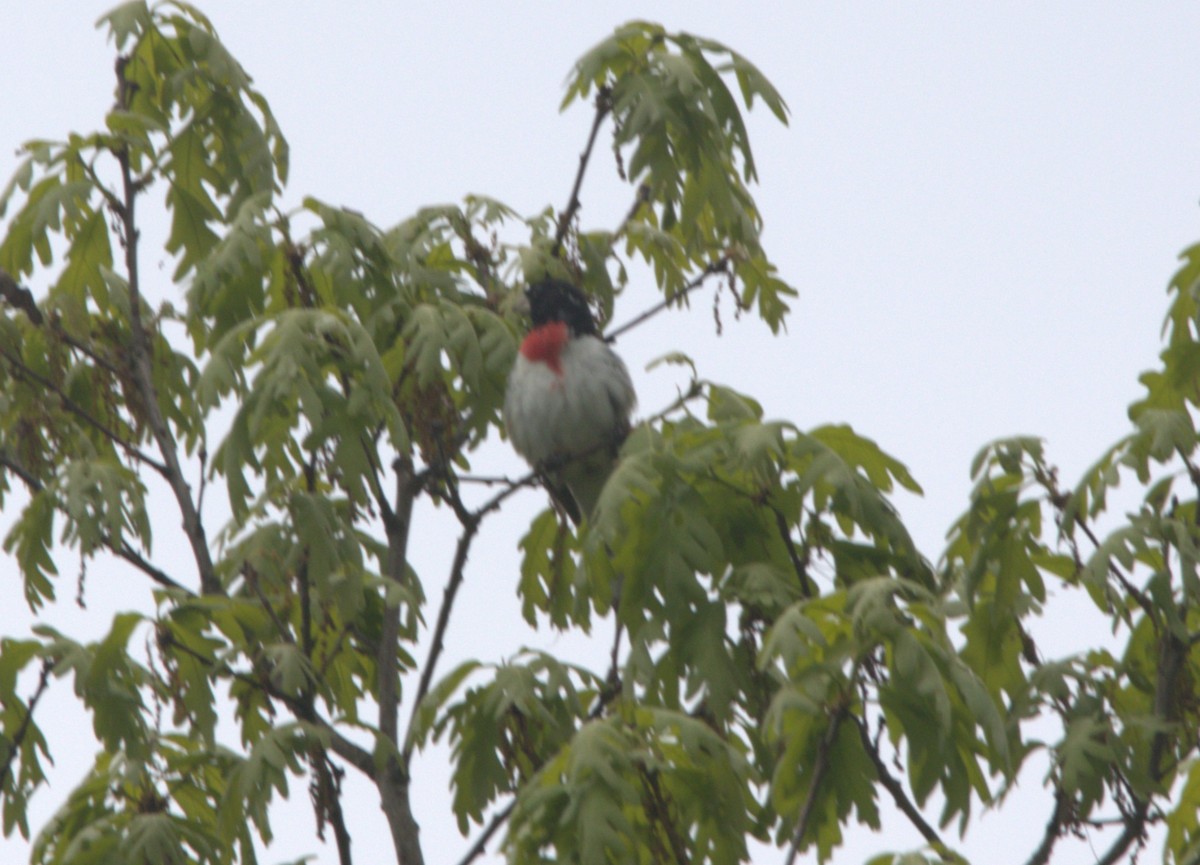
1092;798;1149;865
552;87;613;258
0;345;169;476
113;540;188;593
1;447;187;594
771;506;816;598
0;658;53;789
784;679;855;865
606;257;729;343
165;634;378;780
454;670;627;865
456;800;515;865
854;715;949;851
610;183;651;247
402;508;481;769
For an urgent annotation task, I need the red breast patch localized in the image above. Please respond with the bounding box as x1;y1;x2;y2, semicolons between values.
520;321;568;375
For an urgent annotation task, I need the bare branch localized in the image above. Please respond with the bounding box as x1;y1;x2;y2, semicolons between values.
456;800;515;865
377;454;426;865
1093;798;1149;865
606;257;729;343
854;715;951;853
0;658;53;790
552;86;613;258
112;539;188;593
1022;789;1070;865
0;268;43;325
403;478;484;768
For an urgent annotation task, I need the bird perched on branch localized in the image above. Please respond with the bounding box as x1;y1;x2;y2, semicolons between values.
504;278;636;525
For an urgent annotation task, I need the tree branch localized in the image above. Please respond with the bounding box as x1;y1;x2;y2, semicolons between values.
1022;788;1070;865
0;345;170;476
113;56;218;595
641;767;691;864
403;509;480;769
1093;798;1149;865
854;714;950;853
783;690;853;865
552;86;613;258
402;468;527;768
377;454;426;865
0;658;53;790
0;268;43;325
456;800;515;865
163;630;379;781
453;665;627;865
771;505;816;598
112;539;188;593
606;256;729;343
0;449;42;492
311;751;354;865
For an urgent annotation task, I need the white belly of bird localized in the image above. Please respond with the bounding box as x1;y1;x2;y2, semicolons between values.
505;335;635;467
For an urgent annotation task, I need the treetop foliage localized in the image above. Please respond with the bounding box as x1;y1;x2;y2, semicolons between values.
0;3;1198;865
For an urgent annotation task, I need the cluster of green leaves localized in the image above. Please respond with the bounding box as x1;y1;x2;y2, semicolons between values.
421;373;1017;862
936;299;1200;863
561;21;795;330
0;4;809;865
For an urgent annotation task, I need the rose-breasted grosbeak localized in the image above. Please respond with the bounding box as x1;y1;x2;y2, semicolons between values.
504;278;636;525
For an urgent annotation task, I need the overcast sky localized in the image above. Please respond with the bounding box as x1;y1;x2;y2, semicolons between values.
4;4;1200;864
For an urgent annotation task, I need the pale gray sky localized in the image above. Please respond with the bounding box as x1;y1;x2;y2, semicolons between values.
3;4;1198;864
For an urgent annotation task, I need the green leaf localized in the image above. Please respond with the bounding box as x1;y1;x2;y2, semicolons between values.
96;1;152;50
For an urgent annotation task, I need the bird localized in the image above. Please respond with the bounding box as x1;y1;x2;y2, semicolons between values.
504;278;636;525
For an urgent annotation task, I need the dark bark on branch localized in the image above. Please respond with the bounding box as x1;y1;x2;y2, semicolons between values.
0;268;43;325
112;540;187;593
1093;799;1149;865
456;800;515;865
1;448;186;593
854;715;950;853
772;506;816;598
1022;789;1069;865
0;659;53;790
378;455;425;865
784;699;851;865
0;450;42;492
606;257;729;342
312;752;354;865
403;510;480;769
